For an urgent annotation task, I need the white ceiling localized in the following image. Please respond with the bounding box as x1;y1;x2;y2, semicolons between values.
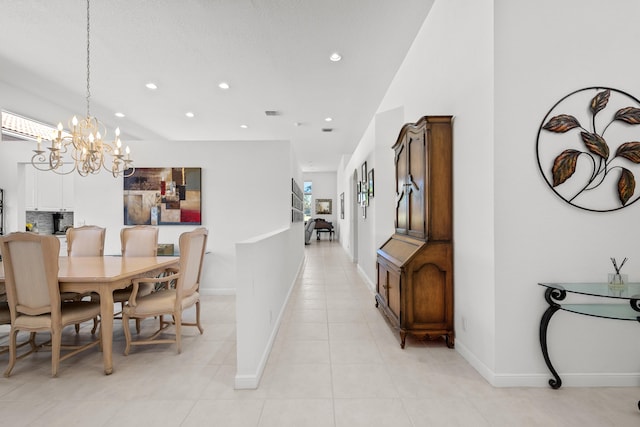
0;0;434;172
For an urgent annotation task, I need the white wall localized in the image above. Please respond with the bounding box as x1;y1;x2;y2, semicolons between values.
0;138;299;295
494;0;640;385
235;225;304;389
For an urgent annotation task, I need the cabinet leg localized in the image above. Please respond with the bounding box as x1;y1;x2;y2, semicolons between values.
399;331;406;349
446;333;455;348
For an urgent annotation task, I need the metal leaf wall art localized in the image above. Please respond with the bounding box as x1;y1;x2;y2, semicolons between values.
536;87;640;212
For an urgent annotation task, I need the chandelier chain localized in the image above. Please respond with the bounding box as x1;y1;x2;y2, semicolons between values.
30;0;134;178
86;0;91;118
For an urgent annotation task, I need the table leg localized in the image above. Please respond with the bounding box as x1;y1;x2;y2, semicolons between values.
631;298;640;411
540;287;566;389
99;288;115;375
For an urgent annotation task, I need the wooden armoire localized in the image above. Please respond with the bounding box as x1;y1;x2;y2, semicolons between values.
375;116;454;348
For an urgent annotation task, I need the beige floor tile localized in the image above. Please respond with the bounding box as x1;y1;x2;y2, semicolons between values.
262;363;333;399
181;399;265;427
284;322;328;341
329;339;384;364
258;398;335;427
331;364;398;398
403;397;491;426
275;339;330;364
104;400;196;427
333;398;413;427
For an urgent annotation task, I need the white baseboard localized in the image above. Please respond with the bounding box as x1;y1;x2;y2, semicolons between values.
456;340;640;387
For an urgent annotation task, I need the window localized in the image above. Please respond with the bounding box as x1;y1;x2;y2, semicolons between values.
1;110;61;142
303;181;312;221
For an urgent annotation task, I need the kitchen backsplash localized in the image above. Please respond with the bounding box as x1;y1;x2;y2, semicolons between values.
26;211;74;234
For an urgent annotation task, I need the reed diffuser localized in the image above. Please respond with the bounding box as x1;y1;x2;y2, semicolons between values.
609;257;627;286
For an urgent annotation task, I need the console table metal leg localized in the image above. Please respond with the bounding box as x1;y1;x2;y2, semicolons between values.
631;299;640;411
540;287;566;389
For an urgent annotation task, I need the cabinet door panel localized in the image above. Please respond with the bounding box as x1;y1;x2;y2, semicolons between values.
410;263;447;326
395;143;408;234
36;170;63;211
25;168;36;210
388;268;401;320
377;263;388;304
407;130;426;239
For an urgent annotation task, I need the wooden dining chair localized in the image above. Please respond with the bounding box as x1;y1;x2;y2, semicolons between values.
66;225;105;256
65;225;105;333
113;226;159;333
122;227;207;355
0;232;102;377
0;300;39;358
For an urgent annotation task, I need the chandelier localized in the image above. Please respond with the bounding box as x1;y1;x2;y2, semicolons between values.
32;0;133;178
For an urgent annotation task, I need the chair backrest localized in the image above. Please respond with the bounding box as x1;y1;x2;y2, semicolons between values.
0;233;60;321
121;226;159;257
66;225;105;257
176;227;208;299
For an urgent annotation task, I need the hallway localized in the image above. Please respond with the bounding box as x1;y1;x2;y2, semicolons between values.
0;240;638;426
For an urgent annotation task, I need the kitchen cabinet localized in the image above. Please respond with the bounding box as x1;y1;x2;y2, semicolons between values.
26;165;74;211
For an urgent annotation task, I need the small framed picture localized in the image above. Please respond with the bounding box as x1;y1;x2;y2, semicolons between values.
368;169;374;198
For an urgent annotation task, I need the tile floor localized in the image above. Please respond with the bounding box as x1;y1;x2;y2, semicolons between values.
0;240;639;426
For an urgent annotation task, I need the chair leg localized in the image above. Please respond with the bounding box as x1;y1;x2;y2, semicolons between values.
175;314;182;354
75;323;80;333
28;332;38;351
122;314;132;356
195;301;204;334
136;319;142;334
91;317;99;335
4;328;19;377
51;329;61;378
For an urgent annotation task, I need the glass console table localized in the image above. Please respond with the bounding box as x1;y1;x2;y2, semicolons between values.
539;282;640;410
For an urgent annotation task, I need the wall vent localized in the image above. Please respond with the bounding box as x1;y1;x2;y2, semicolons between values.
264;110;281;116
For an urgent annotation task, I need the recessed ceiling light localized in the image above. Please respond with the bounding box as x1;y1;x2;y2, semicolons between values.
324;117;333;122
240;124;248;129
185;112;195;118
329;52;342;62
145;82;158;90
114;112;125;118
218;82;230;90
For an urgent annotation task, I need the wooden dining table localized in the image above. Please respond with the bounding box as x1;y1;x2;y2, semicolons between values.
0;255;179;375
